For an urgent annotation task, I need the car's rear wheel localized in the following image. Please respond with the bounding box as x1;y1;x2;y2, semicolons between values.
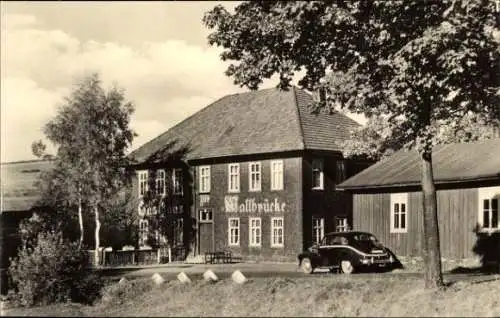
300;258;314;274
340;260;355;274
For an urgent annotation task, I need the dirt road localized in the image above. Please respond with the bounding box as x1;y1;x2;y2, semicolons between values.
99;262;500;285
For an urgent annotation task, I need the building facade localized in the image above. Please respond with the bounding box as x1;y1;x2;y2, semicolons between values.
1;159;53;294
337;139;500;261
128;87;372;261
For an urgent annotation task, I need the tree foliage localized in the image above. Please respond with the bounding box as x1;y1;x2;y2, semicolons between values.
38;73;136;263
204;1;499;138
204;0;500;288
342;113;500;160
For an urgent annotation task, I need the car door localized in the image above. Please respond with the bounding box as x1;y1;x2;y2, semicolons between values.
330;235;349;266
318;235;336;267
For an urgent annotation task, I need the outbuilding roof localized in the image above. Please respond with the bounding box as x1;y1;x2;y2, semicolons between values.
337;138;500;191
128;87;360;164
1;160;53;212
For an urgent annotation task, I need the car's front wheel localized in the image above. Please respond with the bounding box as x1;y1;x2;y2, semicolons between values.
340;260;355;274
300;257;314;274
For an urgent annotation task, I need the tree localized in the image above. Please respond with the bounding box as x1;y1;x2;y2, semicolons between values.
341;113;500;160
40;73;136;265
204;0;500;288
100;177;139;250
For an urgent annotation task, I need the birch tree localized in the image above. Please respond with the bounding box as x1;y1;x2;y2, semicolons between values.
42;73;135;265
204;0;500;288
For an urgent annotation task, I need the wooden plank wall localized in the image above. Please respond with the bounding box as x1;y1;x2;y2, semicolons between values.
353;188;478;259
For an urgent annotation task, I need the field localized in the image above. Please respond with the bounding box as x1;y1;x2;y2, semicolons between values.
3;273;500;317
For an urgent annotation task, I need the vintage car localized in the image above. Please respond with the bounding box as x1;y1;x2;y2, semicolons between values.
297;231;397;274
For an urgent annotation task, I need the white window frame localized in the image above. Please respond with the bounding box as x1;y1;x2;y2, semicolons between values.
139;219;149;246
271;217;284;248
138;170;148;196
390;193;408;233
156;169;165;196
312;216;325;244
335;216;349;232
199;166;211;193
312;159;324;190
270;160;284;191
173;168;183;195
249;217;262;247
199;209;213;223
228;217;240;246
249;162;262;192
228;163;240;193
478;186;500;232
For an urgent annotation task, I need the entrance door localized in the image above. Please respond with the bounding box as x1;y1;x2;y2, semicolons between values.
198;209;214;254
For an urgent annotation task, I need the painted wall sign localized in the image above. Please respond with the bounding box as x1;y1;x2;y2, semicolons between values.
224;195;287;213
200;194;210;207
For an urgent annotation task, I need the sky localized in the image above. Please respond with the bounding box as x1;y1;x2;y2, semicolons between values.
1;1;366;163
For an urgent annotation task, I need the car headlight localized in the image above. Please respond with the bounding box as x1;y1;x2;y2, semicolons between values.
389;255;394;263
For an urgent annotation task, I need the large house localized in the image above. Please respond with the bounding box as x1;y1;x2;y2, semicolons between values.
337;138;500;261
0;159;53;294
127;87;373;262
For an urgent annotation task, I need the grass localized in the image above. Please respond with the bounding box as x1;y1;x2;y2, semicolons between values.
3;275;500;317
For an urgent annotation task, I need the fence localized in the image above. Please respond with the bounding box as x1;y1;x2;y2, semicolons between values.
86;245;187;267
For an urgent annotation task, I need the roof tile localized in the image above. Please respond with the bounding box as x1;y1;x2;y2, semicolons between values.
128;87;361;163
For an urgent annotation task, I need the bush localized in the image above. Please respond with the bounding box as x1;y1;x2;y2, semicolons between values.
8;230;103;307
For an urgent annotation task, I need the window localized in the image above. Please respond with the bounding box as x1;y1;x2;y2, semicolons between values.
156;170;165;196
199;166;211;193
312;159;324;190
228;164;240;193
228;218;240;246
139;219;149;246
478;186;500;231
390;193;408;233
173;168;183;195
199;209;213;223
336;160;346;184
249;162;261;192
331;235;349;245
336;216;349;232
249;217;261;247
138;170;148;196
312;216;325;244
271;160;284;190
271;217;284;247
172;204;183;215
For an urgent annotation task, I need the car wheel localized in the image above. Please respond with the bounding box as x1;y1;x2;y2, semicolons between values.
340;260;355;274
300;258;314;274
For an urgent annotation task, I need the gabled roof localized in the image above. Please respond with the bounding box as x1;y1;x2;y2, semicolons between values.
337;139;500;191
1;160;53;212
128;87;360;164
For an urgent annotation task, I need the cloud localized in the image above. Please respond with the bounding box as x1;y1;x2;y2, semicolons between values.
1;12;246;162
0;77;63;161
1;10;365;162
1;13;37;30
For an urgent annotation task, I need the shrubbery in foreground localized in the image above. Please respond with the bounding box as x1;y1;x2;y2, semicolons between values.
8;230;103;307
